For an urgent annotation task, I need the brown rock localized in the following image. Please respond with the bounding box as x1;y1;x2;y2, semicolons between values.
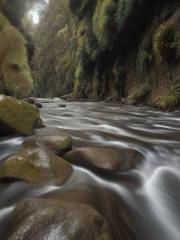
23;135;73;156
6;198;113;240
0;148;73;185
0;95;42;136
64;147;143;173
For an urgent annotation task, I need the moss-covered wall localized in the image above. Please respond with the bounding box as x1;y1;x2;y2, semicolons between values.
33;0;180;109
0;11;33;98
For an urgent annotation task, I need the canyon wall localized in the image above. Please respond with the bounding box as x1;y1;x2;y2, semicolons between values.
34;0;180;109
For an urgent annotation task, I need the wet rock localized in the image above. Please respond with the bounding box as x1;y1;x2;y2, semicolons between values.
35;118;45;128
23;135;73;156
59;104;66;108
105;95;122;103
0;148;73;185
27;97;43;108
60;94;73;101
35;102;42;108
0;95;42;136
27;97;36;104
6;199;113;240
42;187;101;211
64;147;143;173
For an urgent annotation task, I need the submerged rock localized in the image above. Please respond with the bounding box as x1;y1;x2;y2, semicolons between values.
23;135;73;156
0;148;73;185
64;147;143;174
0;95;42;136
6;199;113;240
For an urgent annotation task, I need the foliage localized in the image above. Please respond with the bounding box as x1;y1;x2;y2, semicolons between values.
115;0;133;31
128;81;151;104
92;0;117;49
69;0;95;17
154;79;180;109
153;20;180;62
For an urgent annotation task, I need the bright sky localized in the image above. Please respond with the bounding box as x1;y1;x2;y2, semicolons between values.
28;0;49;25
29;10;40;24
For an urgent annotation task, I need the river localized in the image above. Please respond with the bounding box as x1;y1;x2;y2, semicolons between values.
0;100;180;240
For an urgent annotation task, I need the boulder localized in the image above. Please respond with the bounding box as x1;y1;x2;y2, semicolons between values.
64;147;143;173
5;199;113;240
0;148;73;185
0;95;42;136
23;135;73;156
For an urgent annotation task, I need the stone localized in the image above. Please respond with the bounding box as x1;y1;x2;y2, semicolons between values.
23;135;73;156
5;199;113;240
0;148;73;185
59;104;66;108
64;147;143;173
0;95;42;136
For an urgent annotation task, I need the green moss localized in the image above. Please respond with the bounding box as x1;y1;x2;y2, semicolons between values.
0;95;40;135
155;94;180;109
153;21;180;62
138;50;152;67
73;65;83;97
114;64;125;97
69;0;94;17
0;13;33;98
0;148;73;185
115;0;133;31
154;79;180;109
92;0;117;49
128;81;151;104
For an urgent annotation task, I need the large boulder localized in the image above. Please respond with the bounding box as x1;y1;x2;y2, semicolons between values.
64;147;143;173
5;199;113;240
0;148;73;185
0;95;42;136
23;135;73;156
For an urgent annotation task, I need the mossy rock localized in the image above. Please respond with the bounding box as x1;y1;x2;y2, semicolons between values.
0;95;42;136
23;135;73;156
0;147;73;185
5;198;113;240
0;13;33;98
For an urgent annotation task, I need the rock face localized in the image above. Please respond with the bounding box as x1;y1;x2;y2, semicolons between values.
23;135;73;156
6;199;113;240
0;12;33;98
0;95;42;136
0;148;73;185
64;147;143;173
33;0;180;109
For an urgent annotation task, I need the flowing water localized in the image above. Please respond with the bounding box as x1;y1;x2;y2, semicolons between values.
0;99;180;240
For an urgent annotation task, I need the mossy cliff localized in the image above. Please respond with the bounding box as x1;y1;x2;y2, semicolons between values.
0;0;35;98
33;0;180;109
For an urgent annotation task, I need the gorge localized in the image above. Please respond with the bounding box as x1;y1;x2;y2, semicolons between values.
0;0;179;239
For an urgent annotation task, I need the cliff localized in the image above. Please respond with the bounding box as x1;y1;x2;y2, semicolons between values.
33;0;180;109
